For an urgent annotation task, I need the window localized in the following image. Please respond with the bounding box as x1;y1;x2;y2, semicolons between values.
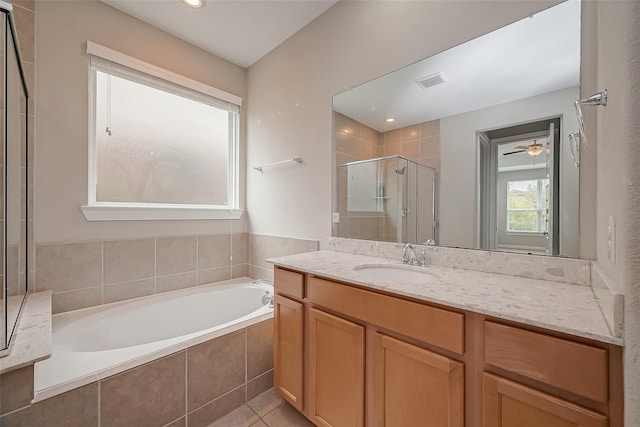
82;42;242;221
506;179;548;233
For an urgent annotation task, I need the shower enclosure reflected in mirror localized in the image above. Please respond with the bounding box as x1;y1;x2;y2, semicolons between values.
1;1;30;354
336;155;436;244
332;0;582;257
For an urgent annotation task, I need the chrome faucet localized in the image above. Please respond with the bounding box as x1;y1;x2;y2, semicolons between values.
262;291;274;308
401;243;417;265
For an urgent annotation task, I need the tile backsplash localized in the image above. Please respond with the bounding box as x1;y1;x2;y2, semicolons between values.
36;233;318;314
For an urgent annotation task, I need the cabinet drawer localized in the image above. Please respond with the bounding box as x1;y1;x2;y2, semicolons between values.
274;267;304;298
484;321;608;402
307;276;464;354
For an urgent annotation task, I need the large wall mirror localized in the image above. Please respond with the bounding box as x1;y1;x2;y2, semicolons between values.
332;0;582;258
1;2;30;354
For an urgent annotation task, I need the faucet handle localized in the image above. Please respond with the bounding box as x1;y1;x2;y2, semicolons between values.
417;248;428;267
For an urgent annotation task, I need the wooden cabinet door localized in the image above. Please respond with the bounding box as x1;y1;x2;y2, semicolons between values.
483;373;607;427
373;333;464;427
308;307;365;427
274;294;304;411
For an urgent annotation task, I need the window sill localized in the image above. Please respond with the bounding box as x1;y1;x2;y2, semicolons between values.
505;231;546;237
81;204;244;221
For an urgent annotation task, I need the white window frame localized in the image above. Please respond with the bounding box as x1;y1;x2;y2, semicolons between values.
81;41;243;221
505;178;547;234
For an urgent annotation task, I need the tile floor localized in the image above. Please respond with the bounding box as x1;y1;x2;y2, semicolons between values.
207;388;315;427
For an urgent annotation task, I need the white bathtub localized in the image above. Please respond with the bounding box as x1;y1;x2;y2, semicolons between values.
34;277;273;402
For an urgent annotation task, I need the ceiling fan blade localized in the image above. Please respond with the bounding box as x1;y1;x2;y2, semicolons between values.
513;145;529;150
502;149;527;156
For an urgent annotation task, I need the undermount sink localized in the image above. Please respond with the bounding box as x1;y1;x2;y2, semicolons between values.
354;264;439;284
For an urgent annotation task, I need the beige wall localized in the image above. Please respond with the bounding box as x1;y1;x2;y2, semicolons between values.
35;0;247;244
246;0;561;241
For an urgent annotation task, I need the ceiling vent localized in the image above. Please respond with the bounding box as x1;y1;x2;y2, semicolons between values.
415;72;447;89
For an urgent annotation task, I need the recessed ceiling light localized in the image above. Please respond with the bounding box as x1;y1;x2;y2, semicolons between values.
182;0;205;8
385;118;395;123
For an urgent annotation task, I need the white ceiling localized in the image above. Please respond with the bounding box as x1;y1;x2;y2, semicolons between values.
101;0;338;68
333;0;581;132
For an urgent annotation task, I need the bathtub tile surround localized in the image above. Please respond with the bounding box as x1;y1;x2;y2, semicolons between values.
103;238;155;284
36;233;244;314
0;365;34;415
1;383;99;427
102;352;186;427
247;320;274;380
157;236;198;276
36;233;318;314
1;319;274;426
35;241;103;292
188;330;245;411
188;386;246;427
249;234;319;282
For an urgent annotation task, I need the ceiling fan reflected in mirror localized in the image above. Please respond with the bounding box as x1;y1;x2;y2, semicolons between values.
502;139;545;157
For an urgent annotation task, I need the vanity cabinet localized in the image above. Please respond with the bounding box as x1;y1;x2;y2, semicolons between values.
308;307;365;427
372;333;464;427
483;373;606;427
273;294;304;411
272;266;623;427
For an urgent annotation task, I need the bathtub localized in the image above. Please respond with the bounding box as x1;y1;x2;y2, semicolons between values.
34;277;274;402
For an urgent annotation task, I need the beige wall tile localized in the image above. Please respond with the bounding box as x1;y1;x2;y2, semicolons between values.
419;135;440;158
1;383;98;427
246;371;274;402
187;330;245;411
231;264;248;279
382;128;402;145
198;267;232;285
401;140;419;161
401;125;420;142
249;234;268;269
0;365;34;415
247;319;273;380
156;271;196;294
289;238;318;255
383;143;401;157
103;238;155;285
12;5;34;63
10;1;35;12
248;266;272;281
36;241;102;292
156;236;197;276
103;279;155;304
101;352;185;427
232;232;248;265
267;236;290;259
335;131;360;158
198;234;231;270
188;387;248;427
52;287;102;314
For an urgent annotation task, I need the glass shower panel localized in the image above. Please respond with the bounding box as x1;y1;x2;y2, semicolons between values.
336;155;436;245
417;165;437;245
1;5;30;352
405;160;418;244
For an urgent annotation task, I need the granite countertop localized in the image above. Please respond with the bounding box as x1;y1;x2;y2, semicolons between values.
0;291;52;374
268;250;621;346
